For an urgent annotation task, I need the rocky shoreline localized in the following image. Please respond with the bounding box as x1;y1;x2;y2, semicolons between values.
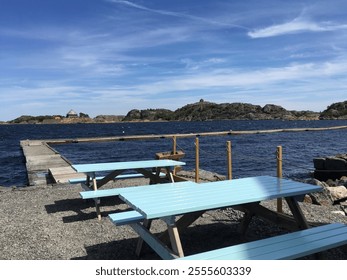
1;170;346;260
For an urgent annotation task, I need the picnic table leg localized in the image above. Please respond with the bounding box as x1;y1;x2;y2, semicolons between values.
152;167;161;184
91;175;102;220
92;177;97;191
97;170;124;189
135;168;169;184
86;175;91;188
93;176;101;220
285;197;309;229
168;225;184;257
163;216;184;258
165;167;175;182
235;203;302;232
95;198;101;220
285;197;321;258
237;209;254;235
135;219;152;256
159;211;205;245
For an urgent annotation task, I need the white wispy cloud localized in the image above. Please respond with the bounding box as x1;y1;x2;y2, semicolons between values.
6;24;193;77
76;58;347;106
180;57;226;71
248;17;347;38
108;0;248;30
147;60;347;91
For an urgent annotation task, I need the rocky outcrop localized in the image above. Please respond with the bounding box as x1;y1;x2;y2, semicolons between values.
170;100;319;121
303;177;347;215
122;109;173;122
8;115;63;124
173;101;265;121
8;113;93;124
8;114;124;124
94;115;124;123
320;100;347;119
311;153;347;215
303;179;335;206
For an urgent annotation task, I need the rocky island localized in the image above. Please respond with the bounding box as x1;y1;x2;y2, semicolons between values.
5;100;347;124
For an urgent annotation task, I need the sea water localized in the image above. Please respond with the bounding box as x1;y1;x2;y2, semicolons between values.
1;120;347;187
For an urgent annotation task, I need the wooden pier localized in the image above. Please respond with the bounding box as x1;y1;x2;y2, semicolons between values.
20;140;84;185
20;125;347;186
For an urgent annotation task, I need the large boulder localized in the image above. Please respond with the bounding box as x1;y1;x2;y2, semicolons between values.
303;179;334;206
326;186;347;201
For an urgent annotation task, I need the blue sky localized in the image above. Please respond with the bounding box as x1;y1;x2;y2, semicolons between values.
1;0;347;121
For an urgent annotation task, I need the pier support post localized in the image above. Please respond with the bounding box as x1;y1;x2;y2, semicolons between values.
172;136;177;175
277;145;283;213
227;141;232;180
195;137;199;183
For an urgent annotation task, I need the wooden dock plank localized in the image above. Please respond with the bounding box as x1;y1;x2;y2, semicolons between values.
48;166;76;175
48;166;85;184
20;140;79;186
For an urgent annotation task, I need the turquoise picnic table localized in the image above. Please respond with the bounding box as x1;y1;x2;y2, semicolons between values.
109;176;324;259
72;159;186;190
71;159;186;219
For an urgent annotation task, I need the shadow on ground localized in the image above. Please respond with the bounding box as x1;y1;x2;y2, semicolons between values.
44;196;126;223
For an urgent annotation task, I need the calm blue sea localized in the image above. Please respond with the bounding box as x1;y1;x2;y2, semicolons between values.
1;120;347;187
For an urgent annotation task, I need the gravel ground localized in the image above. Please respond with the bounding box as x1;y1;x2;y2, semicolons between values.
1;175;347;260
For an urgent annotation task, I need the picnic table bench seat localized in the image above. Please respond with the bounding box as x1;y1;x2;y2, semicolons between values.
109;211;347;260
78;172;174;200
70;172;167;185
109;210;145;226
179;223;347;260
80;188;124;199
70;173;143;184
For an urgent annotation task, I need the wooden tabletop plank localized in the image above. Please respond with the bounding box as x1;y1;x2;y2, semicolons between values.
120;176;322;219
121;176;320;205
72;159;186;173
82;181;197;199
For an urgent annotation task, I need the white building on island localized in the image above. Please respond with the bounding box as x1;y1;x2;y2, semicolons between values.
66;109;78;118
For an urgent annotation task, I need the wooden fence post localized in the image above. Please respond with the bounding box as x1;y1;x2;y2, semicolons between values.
227;141;232;180
172;136;177;155
277;145;283;213
195;137;199;183
172;136;177;175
